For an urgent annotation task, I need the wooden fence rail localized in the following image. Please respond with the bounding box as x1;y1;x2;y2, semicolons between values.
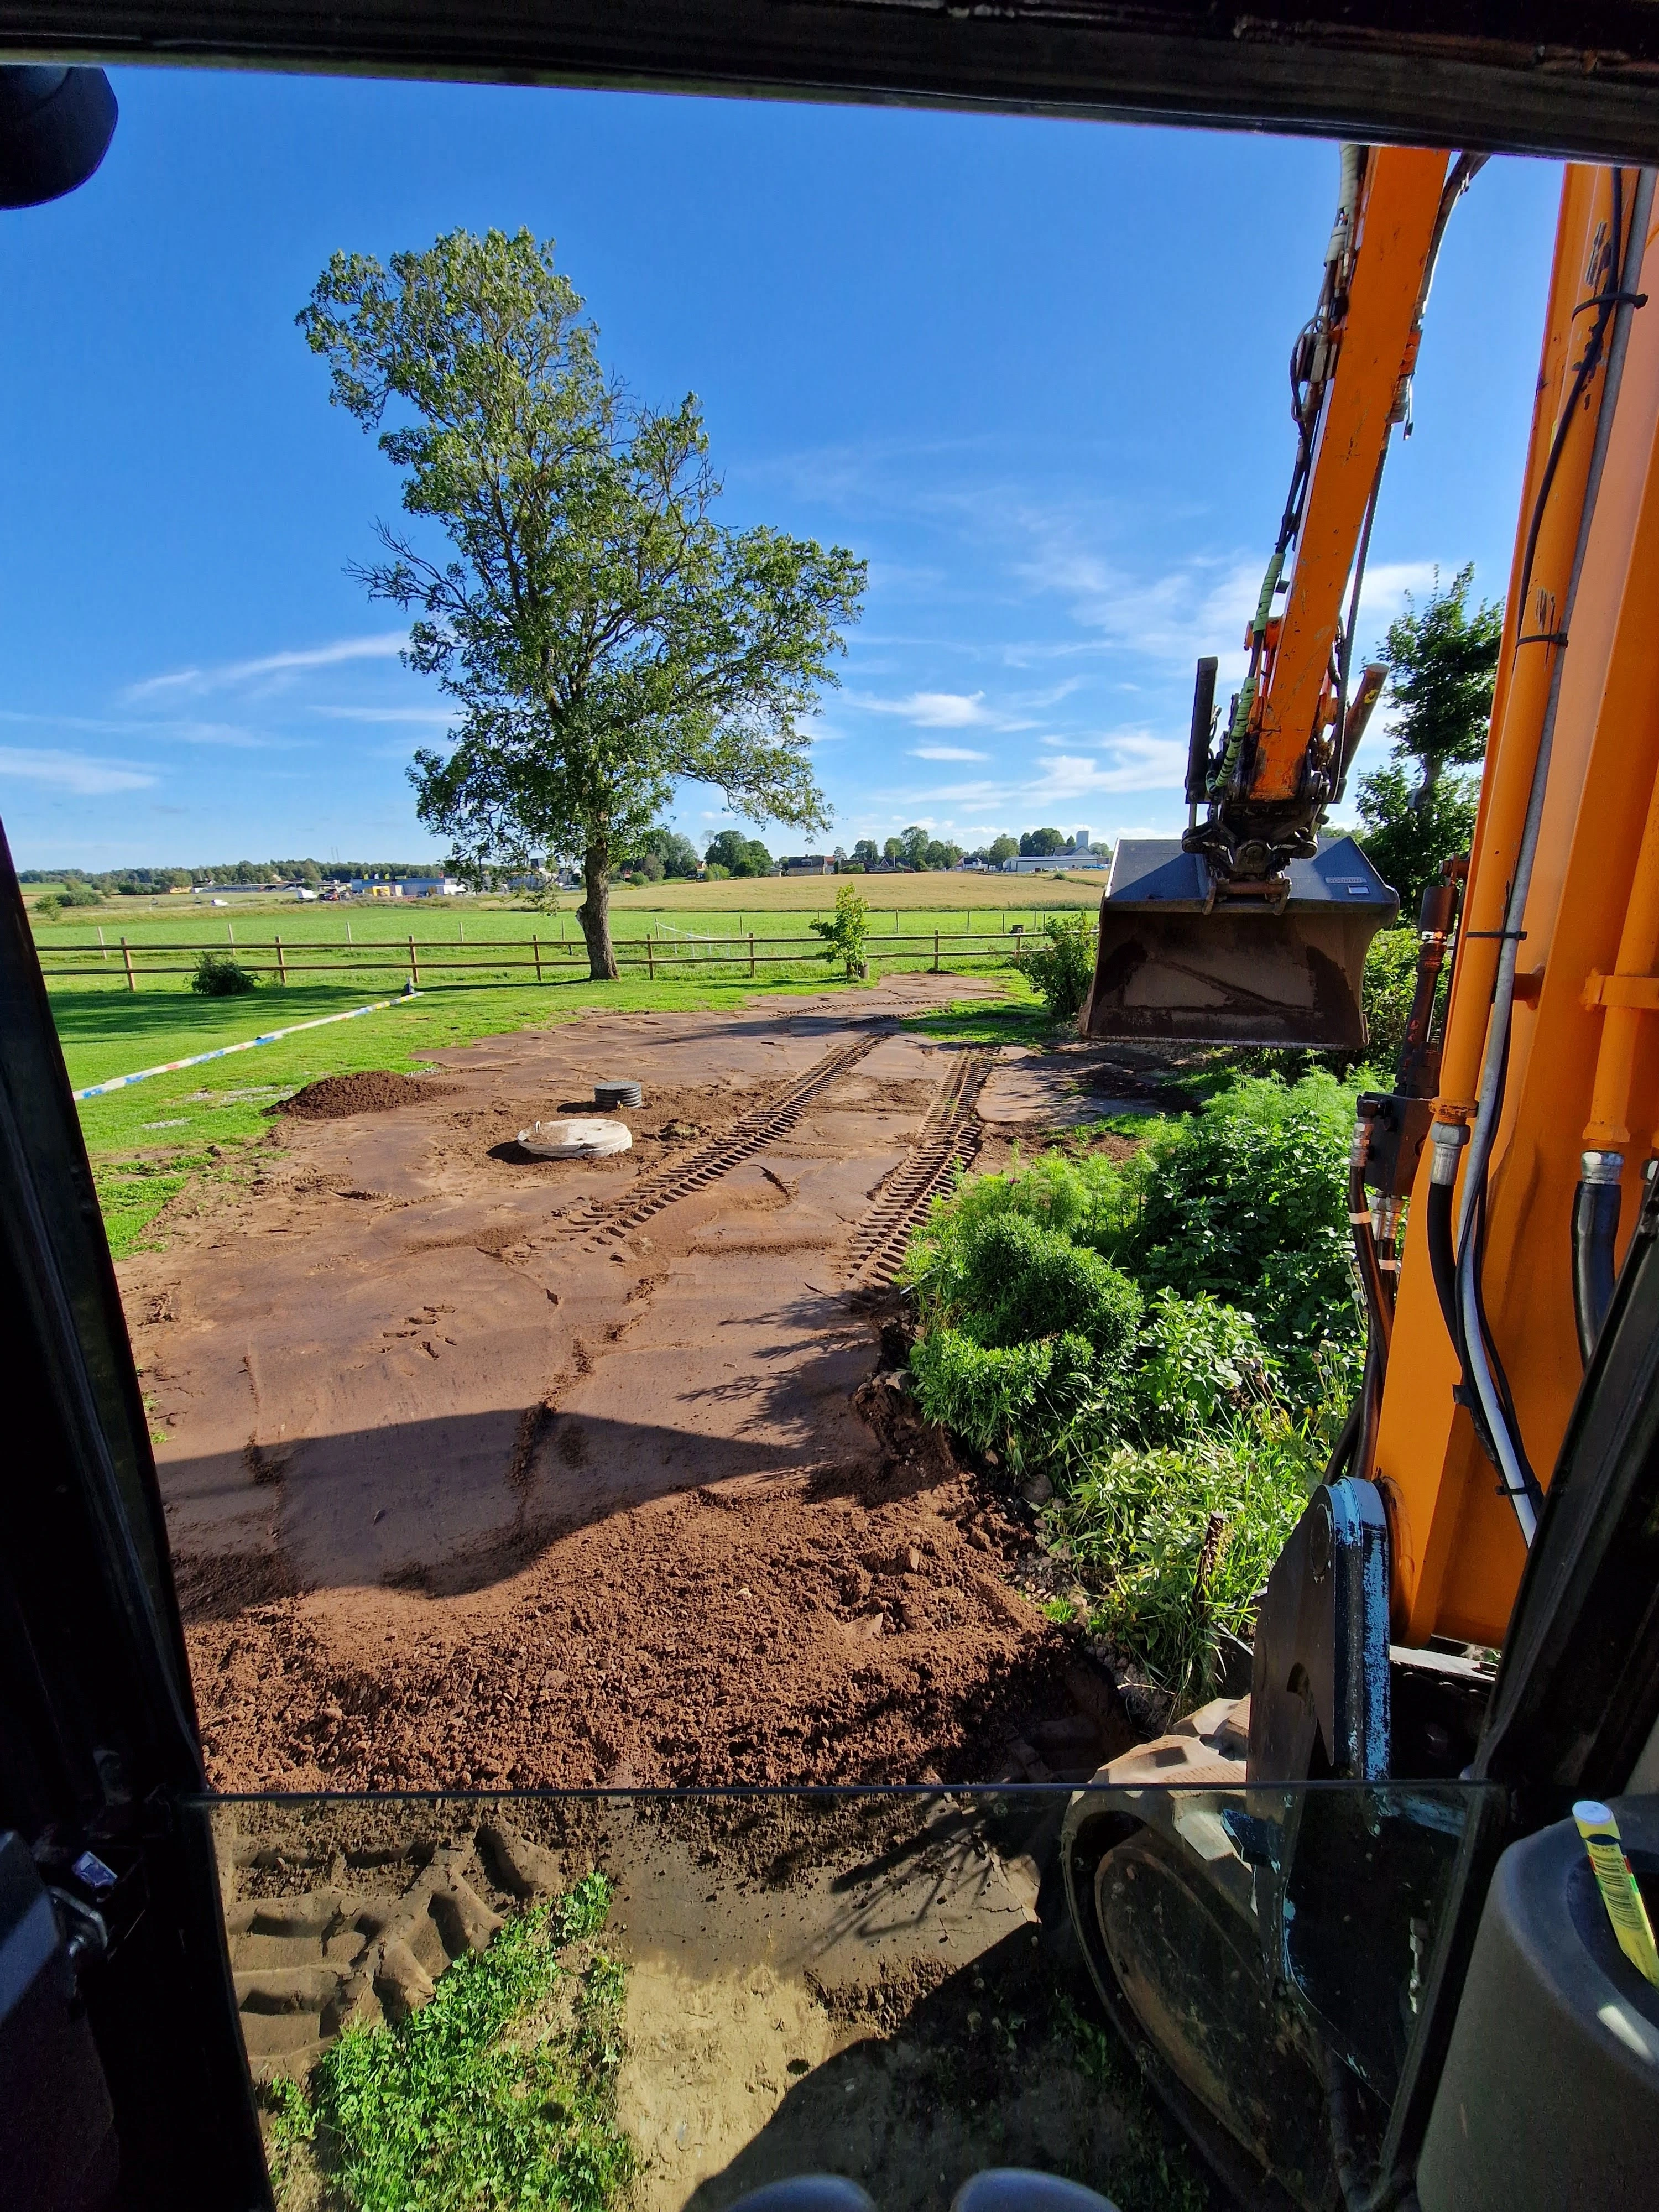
38;927;1046;992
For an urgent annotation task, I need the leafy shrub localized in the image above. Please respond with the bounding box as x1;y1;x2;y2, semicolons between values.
811;882;869;979
1015;913;1096;1022
1359;924;1449;1084
62;884;105;908
1044;1404;1318;1700
1115;1072;1360;1395
902;1148;1130;1315
32;894;63;922
1130;1289;1278;1443
905;1199;1140;1470
190;951;259;996
909;1326;1110;1475
952;1211;1141;1358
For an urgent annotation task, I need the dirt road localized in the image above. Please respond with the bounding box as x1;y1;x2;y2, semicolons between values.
126;979;1122;1792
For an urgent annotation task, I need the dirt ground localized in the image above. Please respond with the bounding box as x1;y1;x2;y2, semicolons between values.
126;977;1145;1793
215;1788;1192;2212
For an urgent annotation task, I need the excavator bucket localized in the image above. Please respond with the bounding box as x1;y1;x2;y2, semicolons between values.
1079;835;1399;1051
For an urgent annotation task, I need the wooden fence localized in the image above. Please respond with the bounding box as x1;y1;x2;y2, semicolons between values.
38;926;1047;992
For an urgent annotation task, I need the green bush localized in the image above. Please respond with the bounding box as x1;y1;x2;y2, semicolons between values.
1130;1289;1278;1443
1115;1072;1360;1396
1015;913;1096;1022
909;1326;1112;1475
32;894;63;922
190;951;259;996
905;1205;1141;1472
899;1072;1369;1704
1044;1406;1318;1700
810;883;869;979
903;1148;1130;1312
1359;927;1420;1078
956;1212;1139;1354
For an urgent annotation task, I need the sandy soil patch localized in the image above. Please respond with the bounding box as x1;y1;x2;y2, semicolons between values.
216;1789;1159;2212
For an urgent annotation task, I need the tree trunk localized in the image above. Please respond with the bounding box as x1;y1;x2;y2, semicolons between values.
577;841;618;981
1409;755;1441;813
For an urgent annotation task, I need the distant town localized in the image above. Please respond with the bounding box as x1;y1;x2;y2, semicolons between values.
19;826;1111;902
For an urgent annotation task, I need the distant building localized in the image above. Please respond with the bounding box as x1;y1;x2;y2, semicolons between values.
1000;853;1111;873
346;874;468;898
780;854;834;875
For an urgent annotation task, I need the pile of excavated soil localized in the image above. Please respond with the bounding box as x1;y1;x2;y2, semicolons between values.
279;1069;458;1119
181;1443;1112;1794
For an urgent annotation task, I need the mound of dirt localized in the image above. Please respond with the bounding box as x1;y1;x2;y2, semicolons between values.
279;1070;458;1120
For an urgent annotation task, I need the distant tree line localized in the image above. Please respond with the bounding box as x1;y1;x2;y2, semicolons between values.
18;858;442;900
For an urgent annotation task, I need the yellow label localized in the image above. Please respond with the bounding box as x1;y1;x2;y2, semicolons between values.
1574;1803;1659;1989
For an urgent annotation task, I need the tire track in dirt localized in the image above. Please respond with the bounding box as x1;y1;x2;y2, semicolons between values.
842;1049;993;1287
568;1028;889;1246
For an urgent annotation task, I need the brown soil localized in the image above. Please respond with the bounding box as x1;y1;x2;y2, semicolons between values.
279;1070;460;1119
123;978;1133;1796
217;1790;1187;2212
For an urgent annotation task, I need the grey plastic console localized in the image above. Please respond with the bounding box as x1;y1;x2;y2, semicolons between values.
1417;1794;1659;2210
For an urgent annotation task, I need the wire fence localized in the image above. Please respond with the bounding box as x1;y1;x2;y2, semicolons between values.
37;925;1048;992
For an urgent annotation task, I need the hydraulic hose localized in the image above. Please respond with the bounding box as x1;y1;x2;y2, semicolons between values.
1425;1144;1462;1352
1571;1150;1624;1364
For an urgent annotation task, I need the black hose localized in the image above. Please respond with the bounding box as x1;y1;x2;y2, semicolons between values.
1572;1155;1623;1364
1425;1169;1462;1363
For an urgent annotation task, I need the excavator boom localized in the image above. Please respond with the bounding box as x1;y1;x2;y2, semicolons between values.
1083;144;1463;1048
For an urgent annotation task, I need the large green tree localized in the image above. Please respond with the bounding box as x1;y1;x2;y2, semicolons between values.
299;228;865;978
1356;563;1500;914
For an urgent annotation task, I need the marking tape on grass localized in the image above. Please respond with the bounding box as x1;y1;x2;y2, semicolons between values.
71;993;422;1102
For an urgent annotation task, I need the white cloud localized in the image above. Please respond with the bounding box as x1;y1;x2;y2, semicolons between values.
860;689;997;728
0;708;271;750
0;747;156;794
911;743;989;761
310;705;455;725
1353;560;1440;633
125;633;407;702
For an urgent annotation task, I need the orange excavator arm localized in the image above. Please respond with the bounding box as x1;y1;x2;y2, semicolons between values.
1082;144;1476;1052
1249;145;1451;806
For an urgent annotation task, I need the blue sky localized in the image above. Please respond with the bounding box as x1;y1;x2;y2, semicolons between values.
0;71;1561;870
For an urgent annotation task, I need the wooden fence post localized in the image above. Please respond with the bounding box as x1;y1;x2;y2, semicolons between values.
275;935;287;985
121;937;135;993
933;930;941;973
749;933;757;978
408;935;420;987
533;935;542;983
646;935;655;981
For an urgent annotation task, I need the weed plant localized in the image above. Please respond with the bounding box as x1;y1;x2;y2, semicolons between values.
1015;912;1095;1020
191;950;260;996
265;1872;633;2212
901;1072;1366;1703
